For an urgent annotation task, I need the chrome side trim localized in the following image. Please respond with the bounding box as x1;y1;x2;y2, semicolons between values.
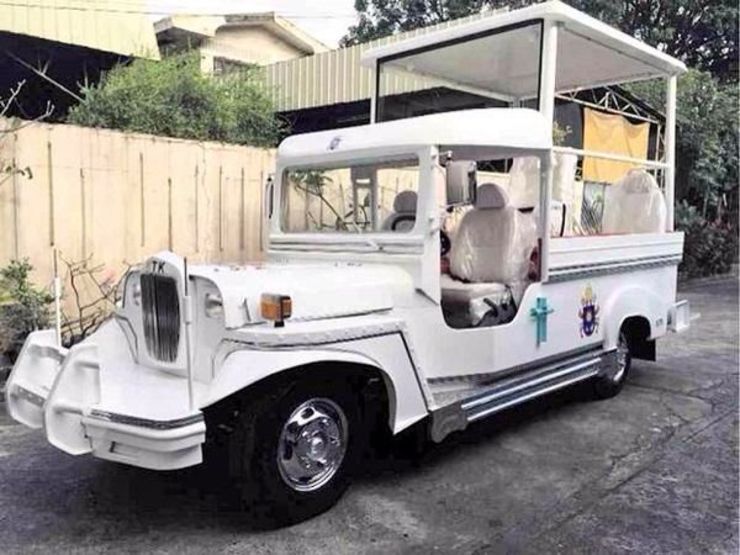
549;254;681;282
466;368;599;422
428;344;602;385
429;347;608;442
88;409;204;430
461;357;601;412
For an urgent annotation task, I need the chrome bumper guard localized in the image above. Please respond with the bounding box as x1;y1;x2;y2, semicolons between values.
5;327;205;470
668;300;692;333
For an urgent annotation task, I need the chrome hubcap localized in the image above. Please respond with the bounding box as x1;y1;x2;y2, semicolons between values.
613;334;629;383
277;398;348;492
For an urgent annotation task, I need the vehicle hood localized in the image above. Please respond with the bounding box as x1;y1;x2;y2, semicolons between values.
190;262;411;329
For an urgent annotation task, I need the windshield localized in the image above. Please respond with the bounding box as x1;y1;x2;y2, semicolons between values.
281;158;420;233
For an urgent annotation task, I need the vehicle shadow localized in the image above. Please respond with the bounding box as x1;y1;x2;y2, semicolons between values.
355;381;593;481
69;382;595;533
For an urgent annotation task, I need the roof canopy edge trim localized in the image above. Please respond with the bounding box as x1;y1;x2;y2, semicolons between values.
361;0;686;77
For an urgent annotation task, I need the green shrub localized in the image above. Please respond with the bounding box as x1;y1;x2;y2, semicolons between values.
68;52;285;147
0;260;53;362
676;201;739;279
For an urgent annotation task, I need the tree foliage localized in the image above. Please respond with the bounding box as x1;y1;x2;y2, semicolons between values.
629;69;738;221
676;200;738;278
68;53;284;147
0;259;53;361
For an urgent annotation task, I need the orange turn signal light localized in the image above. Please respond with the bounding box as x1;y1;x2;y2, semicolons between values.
260;293;292;327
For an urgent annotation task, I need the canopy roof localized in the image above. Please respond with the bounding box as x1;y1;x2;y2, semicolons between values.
278;108;550;162
362;1;686;99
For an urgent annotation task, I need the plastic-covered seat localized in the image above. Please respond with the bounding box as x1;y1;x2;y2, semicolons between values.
382;190;418;231
441;183;537;327
602;170;666;234
447;183;536;289
439;274;509;303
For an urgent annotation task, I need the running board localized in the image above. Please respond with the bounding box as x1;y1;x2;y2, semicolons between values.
429;348;615;442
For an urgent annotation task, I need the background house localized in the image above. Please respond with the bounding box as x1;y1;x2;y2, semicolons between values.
154;12;329;73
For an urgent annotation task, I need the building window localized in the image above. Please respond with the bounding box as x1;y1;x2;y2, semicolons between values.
213;56;251;75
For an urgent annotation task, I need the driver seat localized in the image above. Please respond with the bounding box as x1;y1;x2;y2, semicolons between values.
382;190;417;231
441;183;536;325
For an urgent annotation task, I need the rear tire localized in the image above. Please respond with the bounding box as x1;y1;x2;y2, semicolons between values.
593;331;631;399
228;373;362;528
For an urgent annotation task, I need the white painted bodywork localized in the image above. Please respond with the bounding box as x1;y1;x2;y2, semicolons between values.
5;3;690;472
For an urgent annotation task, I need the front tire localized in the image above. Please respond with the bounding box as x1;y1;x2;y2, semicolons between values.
593;331;632;399
228;374;361;527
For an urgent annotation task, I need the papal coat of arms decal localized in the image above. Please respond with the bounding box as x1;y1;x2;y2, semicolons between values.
578;284;600;337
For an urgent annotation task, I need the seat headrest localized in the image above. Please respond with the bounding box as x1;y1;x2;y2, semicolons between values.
393;190;418;213
618;169;659;194
475;183;509;209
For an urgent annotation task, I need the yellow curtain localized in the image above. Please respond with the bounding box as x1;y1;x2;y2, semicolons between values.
582;108;650;183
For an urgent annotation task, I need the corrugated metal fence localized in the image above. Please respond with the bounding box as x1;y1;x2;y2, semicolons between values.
0;119;275;308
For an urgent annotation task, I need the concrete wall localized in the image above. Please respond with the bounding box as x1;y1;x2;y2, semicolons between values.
0;119;275;311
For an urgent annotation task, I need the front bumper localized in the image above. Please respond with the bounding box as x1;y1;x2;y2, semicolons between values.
5;321;205;470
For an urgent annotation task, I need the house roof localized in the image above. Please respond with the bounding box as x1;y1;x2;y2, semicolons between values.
155;12;329;56
0;0;160;59
278;108;551;162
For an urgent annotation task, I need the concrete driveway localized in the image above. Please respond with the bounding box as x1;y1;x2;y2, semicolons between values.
1;276;737;554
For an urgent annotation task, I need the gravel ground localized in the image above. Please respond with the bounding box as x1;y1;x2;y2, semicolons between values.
0;275;737;554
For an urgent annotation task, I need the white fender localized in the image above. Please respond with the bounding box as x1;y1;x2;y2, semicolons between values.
203;340;429;434
602;285;667;350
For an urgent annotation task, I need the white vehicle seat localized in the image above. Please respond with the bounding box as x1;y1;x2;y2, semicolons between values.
382;190;418;231
441;183;537;327
439;274;509;303
447;183;536;289
602;169;667;234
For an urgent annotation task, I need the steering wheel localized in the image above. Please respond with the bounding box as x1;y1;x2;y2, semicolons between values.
390;215;416;232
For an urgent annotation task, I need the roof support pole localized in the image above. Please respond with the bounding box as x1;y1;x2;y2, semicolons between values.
538;20;558;283
538;20;559;133
664;75;677;231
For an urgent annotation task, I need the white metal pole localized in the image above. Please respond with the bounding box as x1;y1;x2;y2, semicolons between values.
538;21;559;134
369;95;377;124
664;75;678;231
540;155;553;282
538;21;559;282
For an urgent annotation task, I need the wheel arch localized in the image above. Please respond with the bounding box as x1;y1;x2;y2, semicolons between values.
203;347;426;435
602;286;667;352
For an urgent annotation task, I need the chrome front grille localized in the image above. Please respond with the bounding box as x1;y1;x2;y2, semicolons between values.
140;273;181;362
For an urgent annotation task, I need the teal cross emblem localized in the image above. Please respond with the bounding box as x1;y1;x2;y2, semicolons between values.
530;297;554;346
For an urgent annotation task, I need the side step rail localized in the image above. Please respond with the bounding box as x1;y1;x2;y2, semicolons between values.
430;348;614;442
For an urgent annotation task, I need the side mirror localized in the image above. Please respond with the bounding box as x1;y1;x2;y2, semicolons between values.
446;160;477;206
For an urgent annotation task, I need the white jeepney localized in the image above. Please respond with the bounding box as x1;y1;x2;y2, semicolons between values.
6;1;691;525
